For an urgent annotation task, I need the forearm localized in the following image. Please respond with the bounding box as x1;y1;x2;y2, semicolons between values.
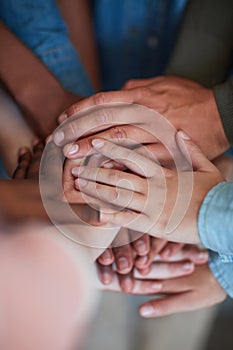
0;21;76;139
57;0;101;91
166;0;233;87
0;86;35;176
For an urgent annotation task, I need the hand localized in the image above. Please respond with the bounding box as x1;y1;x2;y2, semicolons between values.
97;260;222;314
138;264;226;318
55;76;229;160
71;132;224;244
0;141;99;224
0;143;47;222
25;89;82;140
97;236;209;293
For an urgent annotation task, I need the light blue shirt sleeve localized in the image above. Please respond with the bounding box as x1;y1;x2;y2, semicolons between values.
198;182;233;262
208;250;233;298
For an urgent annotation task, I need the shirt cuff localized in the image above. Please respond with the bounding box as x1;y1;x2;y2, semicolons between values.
209;250;233;298
198;182;233;256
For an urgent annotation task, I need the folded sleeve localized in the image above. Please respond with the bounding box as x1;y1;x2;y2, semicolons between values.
198;182;233;259
209;250;233;298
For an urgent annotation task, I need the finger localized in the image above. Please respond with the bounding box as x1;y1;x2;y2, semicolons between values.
64;124;157;159
122;76;164;90
177;245;209;265
12;148;31;179
97;248;114;266
100;209;149;233
154;245;209;265
75;176;145;212
91;139;158;177
72;166;145;193
57;90;141;122
139;293;193;318
135;143;175;168
54;103;159;147
96;262;114;285
117;272;134;293
26;141;44;179
134;261;194;280
135;237;167;270
100;274;163;295
159;242;185;260
131;234;150;256
113;243;134;275
176;131;214;171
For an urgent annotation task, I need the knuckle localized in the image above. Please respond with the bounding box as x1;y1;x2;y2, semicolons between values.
136;86;153;99
68;121;78;140
123;80;136;89
92;92;107;106
110;126;127;141
94;108;113;126
108;169;121;184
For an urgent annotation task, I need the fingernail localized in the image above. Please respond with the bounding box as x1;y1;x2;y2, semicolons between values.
183;262;194;271
140;305;155;317
117;257;129;271
152;283;163;291
102;273;112;285
160;248;171;259
101;250;112;263
197;252;208;261
134;240;147;254
100;211;110;222
19;147;27;156
58;113;68;124
71;167;80;176
137;255;148;266
103;162;114;169
78;179;87;187
54;131;64;145
92;139;105;148
32;138;40;146
68;144;79;155
178;131;191;140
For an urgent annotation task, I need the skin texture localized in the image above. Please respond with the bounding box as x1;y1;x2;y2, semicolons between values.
97;263;226;318
69;132;224;244
55;76;229;160
138;264;227;318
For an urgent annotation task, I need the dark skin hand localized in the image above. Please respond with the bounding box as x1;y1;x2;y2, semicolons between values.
0;141;100;224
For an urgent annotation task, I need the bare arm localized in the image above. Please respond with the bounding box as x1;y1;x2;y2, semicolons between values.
0;21;82;139
57;0;101;91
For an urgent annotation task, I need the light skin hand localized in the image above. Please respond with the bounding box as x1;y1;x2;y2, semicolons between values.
97;263;226;317
97;237;208;292
71;132;224;244
56;76;229;160
138;264;227;318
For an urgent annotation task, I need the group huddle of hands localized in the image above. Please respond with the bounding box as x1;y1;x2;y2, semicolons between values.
11;76;228;317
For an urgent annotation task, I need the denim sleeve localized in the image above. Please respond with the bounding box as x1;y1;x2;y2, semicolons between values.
198;182;233;261
209;250;233;298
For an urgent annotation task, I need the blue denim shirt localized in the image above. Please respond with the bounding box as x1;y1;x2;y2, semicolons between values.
0;0;93;96
198;182;233;260
0;0;187;92
198;182;233;297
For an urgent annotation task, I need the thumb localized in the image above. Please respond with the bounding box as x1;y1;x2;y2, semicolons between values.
176;131;212;171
